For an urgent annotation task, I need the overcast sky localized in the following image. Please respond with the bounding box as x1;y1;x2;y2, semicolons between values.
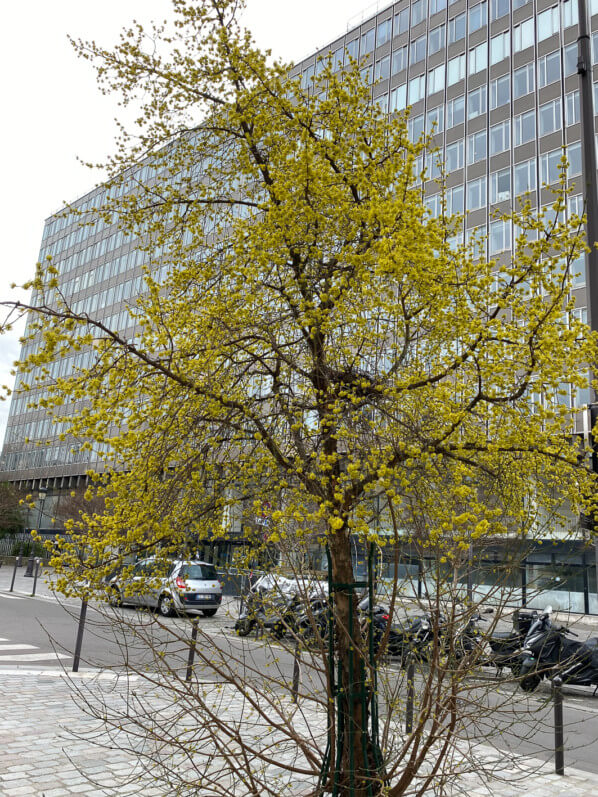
0;0;381;441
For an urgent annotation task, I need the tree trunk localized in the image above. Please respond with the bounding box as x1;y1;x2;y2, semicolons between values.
326;528;383;797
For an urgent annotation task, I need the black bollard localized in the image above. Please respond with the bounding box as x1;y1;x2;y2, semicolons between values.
9;558;18;592
405;653;415;734
553;676;564;775
72;599;88;673
186;618;199;682
32;559;41;596
16;545;23;567
291;639;301;703
24;556;35;577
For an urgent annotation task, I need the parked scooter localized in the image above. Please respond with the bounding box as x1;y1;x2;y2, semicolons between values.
294;593;330;642
486;609;537;675
518;606;598;692
235;589;268;636
358;597;433;662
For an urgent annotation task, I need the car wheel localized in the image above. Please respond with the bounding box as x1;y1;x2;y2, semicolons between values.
158;594;176;617
520;673;541;692
202;609;217;617
236;618;253;636
108;588;123;608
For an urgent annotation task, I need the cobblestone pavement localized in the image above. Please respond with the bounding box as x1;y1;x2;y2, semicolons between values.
2;564;598;795
0;667;597;796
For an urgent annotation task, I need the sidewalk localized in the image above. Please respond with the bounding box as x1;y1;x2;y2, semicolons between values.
1;665;598;796
2;565;598;795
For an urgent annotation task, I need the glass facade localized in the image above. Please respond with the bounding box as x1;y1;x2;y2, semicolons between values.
2;0;598;509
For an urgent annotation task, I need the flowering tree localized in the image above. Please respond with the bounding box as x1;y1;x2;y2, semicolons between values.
2;1;596;794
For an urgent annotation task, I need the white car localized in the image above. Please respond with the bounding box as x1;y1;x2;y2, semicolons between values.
109;558;223;617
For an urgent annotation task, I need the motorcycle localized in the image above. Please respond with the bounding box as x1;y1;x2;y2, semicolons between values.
518;606;598;692
486;609;537;676
235;586;278;636
358;597;433;663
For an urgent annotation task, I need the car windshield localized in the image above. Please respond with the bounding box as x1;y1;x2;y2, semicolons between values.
179;564;217;580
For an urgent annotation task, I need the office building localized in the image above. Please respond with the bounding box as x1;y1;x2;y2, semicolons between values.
1;0;597;608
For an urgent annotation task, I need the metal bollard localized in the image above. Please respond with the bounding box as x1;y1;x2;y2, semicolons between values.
72;599;88;673
405;653;415;734
553;676;564;775
24;556;35;577
186;618;199;682
31;558;41;596
9;557;18;592
291;639;301;703
16;545;23;567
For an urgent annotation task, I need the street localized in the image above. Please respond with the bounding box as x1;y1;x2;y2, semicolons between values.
2;570;598;783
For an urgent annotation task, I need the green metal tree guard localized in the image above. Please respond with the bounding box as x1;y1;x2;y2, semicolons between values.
317;543;385;796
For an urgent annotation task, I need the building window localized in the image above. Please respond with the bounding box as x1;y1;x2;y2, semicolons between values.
449;12;466;44
469;41;488;75
469;2;488;32
515;158;537;193
408;113;425;141
490;31;510;65
489;219;511;254
491;0;509;21
301;64;314;89
539;98;562;136
569;194;584;218
539;51;561;89
361;65;373;84
427;104;444;133
426;151;442;180
392;46;407;74
375;56;390;81
564;42;577;77
566;90;580;126
513;18;534;52
514;63;535;99
567;142;582;178
448;185;464;215
430;0;447;14
540;148;562;185
490;74;510;109
409;74;426;104
447;95;465;127
411;34;427;64
468;129;487;164
514;109;536;146
571;255;586;287
377;18;392;47
429;23;446;55
412;0;425;26
425;193;442;218
446;139;464;171
537;6;559;42
394;8;409;36
467;175;487;210
490;167;511;203
468;84;487;119
448;54;465;86
346;39;359;61
562;0;579;26
375;93;389;113
428;64;446;95
391;84;407;112
360;28;375;55
490;119;510;155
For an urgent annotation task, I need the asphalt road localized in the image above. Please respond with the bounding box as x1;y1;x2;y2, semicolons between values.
2;584;598;775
